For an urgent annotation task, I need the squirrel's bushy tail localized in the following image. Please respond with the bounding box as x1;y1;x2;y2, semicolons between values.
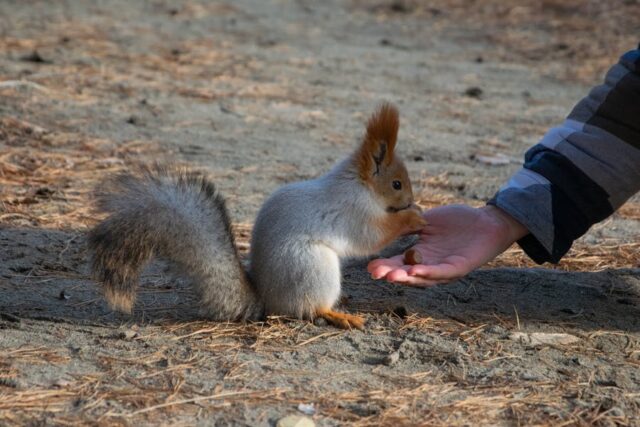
88;166;263;321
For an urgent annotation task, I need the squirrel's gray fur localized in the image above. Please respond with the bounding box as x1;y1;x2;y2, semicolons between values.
88;166;263;321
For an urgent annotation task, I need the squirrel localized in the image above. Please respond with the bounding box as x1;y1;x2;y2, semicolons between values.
88;102;426;329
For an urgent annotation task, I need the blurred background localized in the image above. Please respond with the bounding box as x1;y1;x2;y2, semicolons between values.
1;0;638;266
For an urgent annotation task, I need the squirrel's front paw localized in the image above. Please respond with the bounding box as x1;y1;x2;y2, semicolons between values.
399;208;427;234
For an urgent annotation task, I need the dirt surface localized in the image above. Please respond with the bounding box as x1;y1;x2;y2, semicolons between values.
1;1;639;425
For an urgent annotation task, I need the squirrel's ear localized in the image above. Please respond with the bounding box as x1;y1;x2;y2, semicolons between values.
355;103;399;181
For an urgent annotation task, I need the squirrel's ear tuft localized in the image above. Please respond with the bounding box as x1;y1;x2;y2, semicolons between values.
355;103;399;181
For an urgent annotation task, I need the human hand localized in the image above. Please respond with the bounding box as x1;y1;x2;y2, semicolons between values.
367;204;528;286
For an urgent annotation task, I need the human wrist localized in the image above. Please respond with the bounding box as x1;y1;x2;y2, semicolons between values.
483;205;529;244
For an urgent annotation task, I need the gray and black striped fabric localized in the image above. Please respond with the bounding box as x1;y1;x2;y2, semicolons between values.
489;46;640;264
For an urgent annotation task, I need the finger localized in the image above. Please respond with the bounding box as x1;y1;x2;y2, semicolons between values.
367;256;405;277
367;259;391;272
407;263;463;281
369;264;396;280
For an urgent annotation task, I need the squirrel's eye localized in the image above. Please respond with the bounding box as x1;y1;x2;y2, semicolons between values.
392;180;402;190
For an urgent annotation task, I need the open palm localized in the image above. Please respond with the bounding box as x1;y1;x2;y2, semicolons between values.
367;205;528;286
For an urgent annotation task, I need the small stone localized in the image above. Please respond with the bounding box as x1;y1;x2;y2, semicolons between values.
52;379;72;388
126;115;142;126
118;330;138;340
464;87;483;99
277;415;315;427
485;325;506;335
383;350;400;366
521;372;541;381
509;332;580;347
297;402;316;415
35;187;54;197
608;407;625;418
21;50;52;64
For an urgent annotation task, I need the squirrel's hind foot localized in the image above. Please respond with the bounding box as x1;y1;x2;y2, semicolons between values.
316;309;365;330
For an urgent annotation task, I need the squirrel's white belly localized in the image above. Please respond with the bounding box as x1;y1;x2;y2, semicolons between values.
253;242;342;319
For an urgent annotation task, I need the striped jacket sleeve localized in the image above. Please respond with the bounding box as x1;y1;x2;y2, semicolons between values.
488;46;640;264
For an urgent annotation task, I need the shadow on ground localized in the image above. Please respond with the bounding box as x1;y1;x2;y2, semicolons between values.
2;226;639;332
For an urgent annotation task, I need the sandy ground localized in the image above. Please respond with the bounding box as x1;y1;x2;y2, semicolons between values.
1;0;639;425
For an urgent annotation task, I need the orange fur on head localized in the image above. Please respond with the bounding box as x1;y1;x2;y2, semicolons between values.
352;102;416;213
355;103;400;181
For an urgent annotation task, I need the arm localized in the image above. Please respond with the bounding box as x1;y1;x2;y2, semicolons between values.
490;46;640;263
369;46;640;285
